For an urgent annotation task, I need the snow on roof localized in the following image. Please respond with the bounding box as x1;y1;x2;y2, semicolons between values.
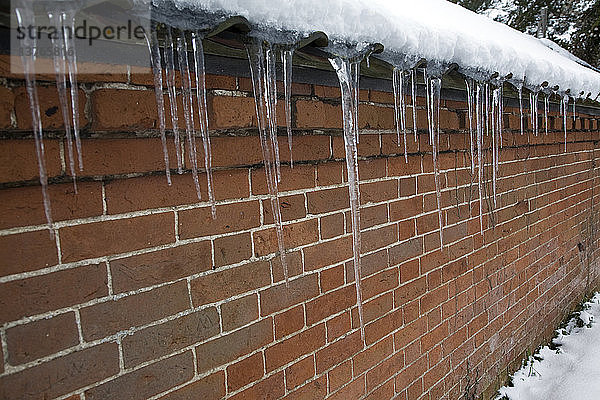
163;0;600;98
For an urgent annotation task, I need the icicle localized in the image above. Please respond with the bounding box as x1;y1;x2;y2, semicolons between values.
47;9;77;190
351;62;361;144
491;88;498;208
281;48;294;168
164;28;183;174
246;39;289;286
15;6;53;233
476;83;484;235
61;9;82;172
393;68;408;162
411;68;417;141
329;56;365;345
498;80;504;148
518;85;524;135
572;96;576;122
544;93;549;136
191;32;216;218
176;31;202;201
265;44;282;182
424;69;443;247
465;79;475;175
562;94;569;152
145;22;172;185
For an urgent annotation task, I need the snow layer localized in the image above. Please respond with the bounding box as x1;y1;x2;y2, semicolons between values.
497;293;600;400
162;0;600;97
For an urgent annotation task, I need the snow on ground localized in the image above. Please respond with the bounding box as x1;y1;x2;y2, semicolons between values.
159;0;600;96
497;293;600;400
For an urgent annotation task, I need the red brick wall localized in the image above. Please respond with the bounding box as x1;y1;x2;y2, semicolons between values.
1;54;600;399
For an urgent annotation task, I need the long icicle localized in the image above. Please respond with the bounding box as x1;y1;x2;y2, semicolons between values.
329;56;365;345
476;83;484;235
563;94;569;152
176;31;202;201
411;68;417;141
48;8;77;191
61;9;83;171
247;39;289;285
465;78;475;174
518;84;524;135
282;48;294;168
491;88;497;208
265;44;282;183
191;31;216;218
393;68;408;162
15;6;53;233
146;22;172;185
165;27;183;173
544;93;549;135
432;76;443;247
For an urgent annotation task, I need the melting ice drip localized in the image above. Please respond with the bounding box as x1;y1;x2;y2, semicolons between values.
392;67;408;161
329;55;365;344
561;94;570;151
424;70;444;246
147;25;217;217
14;6;53;233
246;38;290;284
47;6;83;191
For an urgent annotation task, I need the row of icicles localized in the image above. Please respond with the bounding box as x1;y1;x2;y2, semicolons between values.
15;5;582;346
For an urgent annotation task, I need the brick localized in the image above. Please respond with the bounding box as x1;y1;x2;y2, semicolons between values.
254;218;318;257
262;194;306;223
363;292;394;324
353;336;393;375
111;241;211;293
329;375;366;400
227;352;264;392
86;351;194;400
222;294;260;332
394;317;426;349
260;273;319;315
0;343;118;400
122;307;219;368
321;213;346;240
365;378;394;400
286;355;315;390
90;89;156;130
307;187;349;214
80;281;189;341
389;237;423;265
316;162;343;186
105;175;198;214
0;263;107;323
179;201;260;239
283;376;327;400
210;137;263;167
275;305;305;339
15;86;87;130
214;232;252;267
78;138;177;177
361;224;398;254
328;360;352;392
366;351;404;392
305;285;356;326
390;197;423;222
364;308;403;345
278;136;331;163
252;164;315;195
0;230;58;277
303;236;352;271
208;95;256;128
359;104;394;130
0;86;14;129
6;312;79;365
159;371;225;400
211;169;251;200
196;318;273;374
0;181;102;229
0;140;62;183
265;324;325;372
320;264;345;293
271;251;304;282
295;100;341;129
229;371;285;400
191;260;270;306
60;212;175;262
315;330;362;374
